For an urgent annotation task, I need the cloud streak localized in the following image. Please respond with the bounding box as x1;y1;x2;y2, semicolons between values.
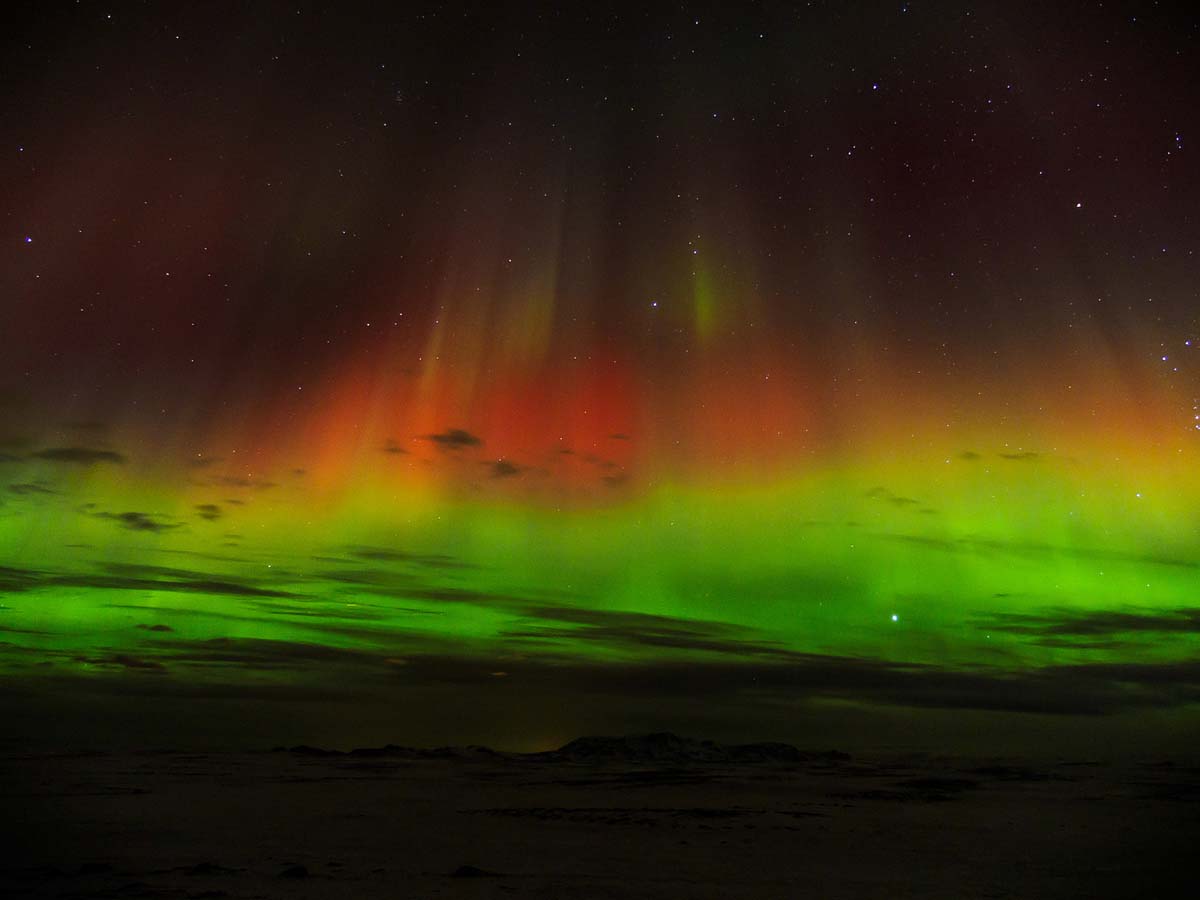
94;511;181;533
31;447;126;465
979;607;1200;638
0;562;299;598
422;428;483;449
195;503;222;521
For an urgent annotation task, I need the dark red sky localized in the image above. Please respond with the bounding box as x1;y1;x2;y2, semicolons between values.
3;1;1196;434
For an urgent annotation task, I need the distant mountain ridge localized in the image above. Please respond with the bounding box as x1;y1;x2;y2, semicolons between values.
275;732;850;764
542;732;847;764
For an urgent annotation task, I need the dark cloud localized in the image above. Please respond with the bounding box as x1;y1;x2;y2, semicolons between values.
0;453;21;463
74;653;167;673
144;547;253;563
382;439;408;455
107;602;436;641
524;606;747;634
979;607;1200;638
187;455;223;469
136;623;175;632
876;532;1198;570
506;605;794;659
8;668;354;704
609;433;631;440
31;446;126;465
958;450;982;461
406;586;530;605
385;652;1200;717
102;563;220;580
312;567;413;587
999;451;1040;461
218;476;276;489
95;511;181;533
0;623;56;636
422;428;483;449
324;575;533;610
146;636;387;672
345;548;418;563
69;573;295;597
8;483;55;495
488;459;524;478
601;473;629;487
864;486;920;506
342;546;471;569
195;503;222;521
0;564;73;595
245;599;392;621
0;561;301;599
1029;637;1131;650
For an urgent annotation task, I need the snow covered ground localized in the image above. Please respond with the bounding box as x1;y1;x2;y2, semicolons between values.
2;738;1195;899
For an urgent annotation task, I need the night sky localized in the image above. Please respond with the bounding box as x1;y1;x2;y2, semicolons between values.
2;1;1199;753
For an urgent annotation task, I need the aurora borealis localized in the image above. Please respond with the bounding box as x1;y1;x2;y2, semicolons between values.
2;1;1199;752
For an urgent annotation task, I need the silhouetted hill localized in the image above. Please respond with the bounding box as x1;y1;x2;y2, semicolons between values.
275;733;849;765
541;732;849;764
274;743;508;761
